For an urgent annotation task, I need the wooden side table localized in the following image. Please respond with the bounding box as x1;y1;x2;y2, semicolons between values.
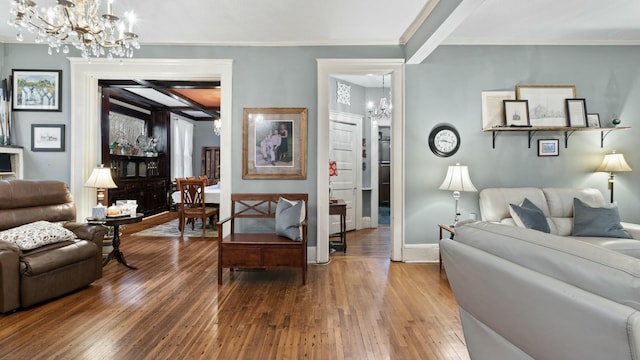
438;224;455;272
89;213;144;270
329;200;347;252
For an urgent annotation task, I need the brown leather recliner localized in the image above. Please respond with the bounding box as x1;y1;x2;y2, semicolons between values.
0;179;107;313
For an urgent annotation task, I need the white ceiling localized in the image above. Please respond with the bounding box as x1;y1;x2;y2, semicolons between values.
2;0;639;84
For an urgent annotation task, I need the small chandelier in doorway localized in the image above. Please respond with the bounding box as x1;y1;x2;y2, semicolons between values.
367;74;392;121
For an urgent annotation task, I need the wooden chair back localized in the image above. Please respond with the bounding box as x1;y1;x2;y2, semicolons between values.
178;178;218;236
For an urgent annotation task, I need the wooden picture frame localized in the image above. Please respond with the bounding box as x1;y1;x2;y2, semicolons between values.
31;124;65;152
503;100;530;127
242;107;307;179
516;85;576;127
537;139;559;157
481;90;515;129
587;113;601;128
566;98;587;127
12;69;62;111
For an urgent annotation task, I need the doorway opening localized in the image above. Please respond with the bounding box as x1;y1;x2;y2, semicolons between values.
69;58;233;224
316;59;404;264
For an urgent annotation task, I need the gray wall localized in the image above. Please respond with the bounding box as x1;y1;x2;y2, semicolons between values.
192;120;220;177
1;43;403;248
2;43;640;249
405;45;640;244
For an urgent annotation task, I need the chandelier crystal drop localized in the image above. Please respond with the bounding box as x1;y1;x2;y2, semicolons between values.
8;0;140;59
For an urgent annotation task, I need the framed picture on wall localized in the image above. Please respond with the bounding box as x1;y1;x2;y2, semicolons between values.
503;100;530;126
566;98;588;127
12;69;62;112
516;85;576;127
537;139;559;157
31;124;65;152
242;107;307;179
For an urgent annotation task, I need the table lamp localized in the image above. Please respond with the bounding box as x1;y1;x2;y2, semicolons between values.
85;164;117;218
596;151;632;203
439;163;477;227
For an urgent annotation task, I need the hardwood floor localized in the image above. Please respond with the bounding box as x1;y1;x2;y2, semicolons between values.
0;216;469;360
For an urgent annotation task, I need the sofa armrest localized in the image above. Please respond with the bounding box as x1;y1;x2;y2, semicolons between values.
0;241;21;313
63;222;107;279
621;222;640;240
64;222;108;244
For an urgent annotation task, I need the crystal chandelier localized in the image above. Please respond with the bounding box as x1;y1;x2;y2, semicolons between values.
213;119;221;136
368;74;392;120
8;0;140;59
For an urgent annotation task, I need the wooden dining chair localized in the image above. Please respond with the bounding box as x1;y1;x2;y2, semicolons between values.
178;178;218;237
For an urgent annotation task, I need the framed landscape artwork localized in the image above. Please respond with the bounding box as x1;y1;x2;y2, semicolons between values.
12;69;62;112
242;107;307;179
516;85;576;127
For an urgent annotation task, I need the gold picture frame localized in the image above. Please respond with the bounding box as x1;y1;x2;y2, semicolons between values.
516;85;576;127
242;107;307;179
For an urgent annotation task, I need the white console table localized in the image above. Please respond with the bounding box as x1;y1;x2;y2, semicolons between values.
0;146;24;180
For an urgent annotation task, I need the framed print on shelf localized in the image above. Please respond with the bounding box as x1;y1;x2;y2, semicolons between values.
537;139;559;157
503;100;530;127
516;85;576;127
12;69;62;112
566;98;587;127
242;107;307;179
481;90;516;129
31;124;65;152
587;113;601;128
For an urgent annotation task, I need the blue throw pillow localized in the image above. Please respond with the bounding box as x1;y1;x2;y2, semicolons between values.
509;198;550;233
572;198;631;238
275;197;303;241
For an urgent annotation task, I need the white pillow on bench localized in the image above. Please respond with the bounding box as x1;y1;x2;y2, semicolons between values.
275;197;304;241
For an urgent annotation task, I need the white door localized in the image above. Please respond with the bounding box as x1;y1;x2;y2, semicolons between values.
330;116;360;233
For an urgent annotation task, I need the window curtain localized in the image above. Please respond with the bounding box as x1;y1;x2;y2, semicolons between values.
171;117;194;180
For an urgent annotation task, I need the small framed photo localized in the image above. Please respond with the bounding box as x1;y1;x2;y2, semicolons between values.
538;139;559;157
12;69;62;111
566;98;587;127
587;113;601;128
503;100;530;126
31;124;65;152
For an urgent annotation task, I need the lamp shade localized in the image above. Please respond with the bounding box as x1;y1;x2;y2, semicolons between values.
439;163;477;192
596;153;632;173
84;164;117;189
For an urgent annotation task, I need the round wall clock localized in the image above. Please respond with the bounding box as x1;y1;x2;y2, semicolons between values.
428;124;460;157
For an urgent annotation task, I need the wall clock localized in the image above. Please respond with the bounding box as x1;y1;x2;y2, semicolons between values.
428;124;460;157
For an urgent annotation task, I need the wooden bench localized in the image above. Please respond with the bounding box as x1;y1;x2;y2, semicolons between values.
217;193;308;285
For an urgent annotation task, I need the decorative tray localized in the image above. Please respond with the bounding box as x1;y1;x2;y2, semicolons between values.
106;213;130;218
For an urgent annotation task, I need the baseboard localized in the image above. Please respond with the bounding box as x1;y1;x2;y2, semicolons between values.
308;244;440;263
307;246;317;264
361;217;371;228
403;243;439;263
